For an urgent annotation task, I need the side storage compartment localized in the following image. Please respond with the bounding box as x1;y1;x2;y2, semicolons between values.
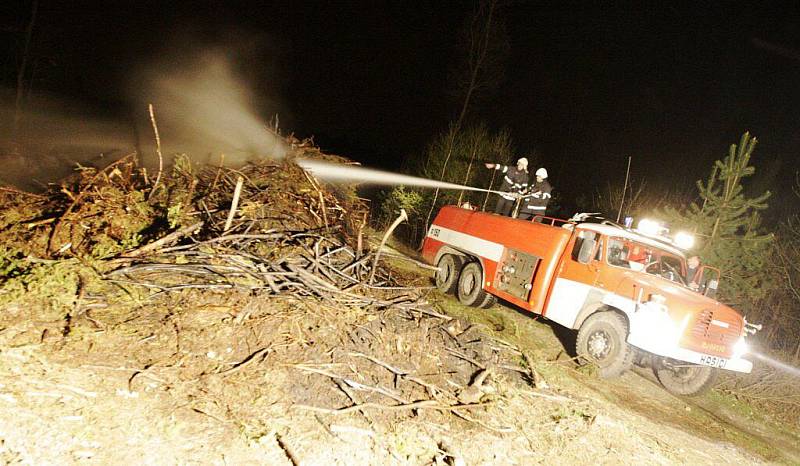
494;249;540;301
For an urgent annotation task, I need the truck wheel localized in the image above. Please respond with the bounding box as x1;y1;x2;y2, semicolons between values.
576;312;634;378
653;359;718;396
435;254;465;294
478;293;497;309
457;262;490;307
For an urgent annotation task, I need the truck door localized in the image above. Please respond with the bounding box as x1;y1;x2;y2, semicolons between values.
559;229;602;285
596;236;633;292
543;229;602;328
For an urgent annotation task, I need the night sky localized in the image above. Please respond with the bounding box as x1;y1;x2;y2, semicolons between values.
2;1;799;216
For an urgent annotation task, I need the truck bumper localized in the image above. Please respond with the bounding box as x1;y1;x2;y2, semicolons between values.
627;333;753;374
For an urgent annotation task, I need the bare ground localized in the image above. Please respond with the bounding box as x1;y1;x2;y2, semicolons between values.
1;268;796;465
435;282;800;466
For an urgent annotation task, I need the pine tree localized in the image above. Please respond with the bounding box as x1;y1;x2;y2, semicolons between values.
664;132;773;302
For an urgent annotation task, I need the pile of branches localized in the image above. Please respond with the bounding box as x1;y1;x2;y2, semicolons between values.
0;141;364;260
67;148;442;313
0;143;566;445
107;226;443;317
0;143;365;324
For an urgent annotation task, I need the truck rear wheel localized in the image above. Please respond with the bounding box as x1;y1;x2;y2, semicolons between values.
576;312;634;378
457;262;490;307
653;359;718;396
435;254;464;294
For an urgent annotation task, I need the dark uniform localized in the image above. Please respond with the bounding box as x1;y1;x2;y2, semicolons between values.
519;179;552;220
686;265;701;289
493;165;528;216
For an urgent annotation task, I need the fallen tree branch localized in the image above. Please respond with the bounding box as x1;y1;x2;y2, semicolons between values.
223;176;244;232
292;365;407;403
122;221;204;258
147;104;163;201
293;399;493;415
207;346;272;378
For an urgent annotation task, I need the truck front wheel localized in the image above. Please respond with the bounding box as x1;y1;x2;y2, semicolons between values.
576;312;634;378
435;254;465;294
457;262;490;307
478;293;497;309
653;359;718;396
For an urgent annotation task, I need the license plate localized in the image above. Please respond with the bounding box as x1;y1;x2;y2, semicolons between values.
698;355;727;369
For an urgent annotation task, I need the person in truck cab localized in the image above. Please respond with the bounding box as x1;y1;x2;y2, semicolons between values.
627;244;650;271
686;255;702;290
519;167;552;221
485;157;529;216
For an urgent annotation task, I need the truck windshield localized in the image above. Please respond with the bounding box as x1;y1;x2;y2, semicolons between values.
606;237;687;285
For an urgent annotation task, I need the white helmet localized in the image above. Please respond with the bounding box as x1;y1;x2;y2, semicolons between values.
535;167;548;178
517;157;528;169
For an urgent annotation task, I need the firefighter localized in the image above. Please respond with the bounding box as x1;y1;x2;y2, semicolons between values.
485;158;529;216
519;167;552;220
686;255;702;290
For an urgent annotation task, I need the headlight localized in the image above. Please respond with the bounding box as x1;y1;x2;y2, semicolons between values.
630;303;686;354
732;337;749;359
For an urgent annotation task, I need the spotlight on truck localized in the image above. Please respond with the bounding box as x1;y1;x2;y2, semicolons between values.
637;218;662;237
674;231;695;250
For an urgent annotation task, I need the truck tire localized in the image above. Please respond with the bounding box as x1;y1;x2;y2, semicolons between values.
478;293;497;309
457;262;490;307
576;312;634;378
653;359;718;396
435;254;465;294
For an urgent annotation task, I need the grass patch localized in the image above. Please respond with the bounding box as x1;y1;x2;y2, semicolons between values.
428;290;590;391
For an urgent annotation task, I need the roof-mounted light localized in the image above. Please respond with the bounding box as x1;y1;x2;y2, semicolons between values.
637;218;662;237
674;231;695;250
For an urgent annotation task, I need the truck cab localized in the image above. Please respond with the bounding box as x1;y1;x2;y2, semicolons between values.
423;206;758;396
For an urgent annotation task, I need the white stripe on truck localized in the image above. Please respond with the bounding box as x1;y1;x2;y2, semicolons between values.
427;226;504;262
544;278;595;328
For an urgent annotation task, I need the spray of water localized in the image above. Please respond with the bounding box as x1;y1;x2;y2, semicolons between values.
130;48;286;165
1;44;286;189
750;351;800;378
3;36;486;196
297;158;506;195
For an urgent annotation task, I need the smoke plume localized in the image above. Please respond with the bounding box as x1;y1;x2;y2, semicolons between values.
0;91;135;189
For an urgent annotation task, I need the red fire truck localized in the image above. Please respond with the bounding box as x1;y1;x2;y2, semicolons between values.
422;206;759;396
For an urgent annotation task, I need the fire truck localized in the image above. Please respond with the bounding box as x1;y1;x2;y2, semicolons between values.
422;206;760;396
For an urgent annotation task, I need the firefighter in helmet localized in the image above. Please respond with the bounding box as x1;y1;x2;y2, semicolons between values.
485;157;529;216
519;167;552;220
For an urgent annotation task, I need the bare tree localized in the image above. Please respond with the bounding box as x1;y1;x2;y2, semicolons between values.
456;124;489;206
422;0;508;238
592;179;648;219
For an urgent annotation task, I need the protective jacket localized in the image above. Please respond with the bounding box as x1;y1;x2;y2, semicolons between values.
522;179;552;212
494;165;528;200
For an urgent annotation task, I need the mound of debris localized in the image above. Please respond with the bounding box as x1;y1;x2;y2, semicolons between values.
0;142;564;464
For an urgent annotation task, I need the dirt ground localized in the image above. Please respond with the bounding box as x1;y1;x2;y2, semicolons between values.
436;283;800;466
0;151;796;464
2;264;797;465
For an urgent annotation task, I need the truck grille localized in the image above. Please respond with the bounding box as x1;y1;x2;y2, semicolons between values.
685;308;742;356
